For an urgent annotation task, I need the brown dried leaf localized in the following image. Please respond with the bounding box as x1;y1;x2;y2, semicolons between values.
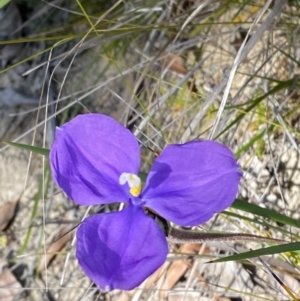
159;52;188;75
0;199;19;231
159;243;202;298
158;52;198;94
38;210;75;271
0;260;22;301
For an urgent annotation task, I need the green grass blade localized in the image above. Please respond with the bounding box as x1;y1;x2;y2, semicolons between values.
230;199;300;229
234;129;265;158
210;242;300;263
2;141;50;156
0;0;10;9
75;0;98;35
18;164;51;255
223;211;296;238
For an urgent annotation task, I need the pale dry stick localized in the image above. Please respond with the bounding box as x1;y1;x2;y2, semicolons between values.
22;40;97;77
265;133;295;238
14;57;153;117
181;73;229;143
139;100;200;149
75;0;122;34
0;285;92;291
186;46;272;141
242;156;264;204
22;47;54;292
142;7;166;53
232;91;283;201
51;0;124;115
37;167;51;289
22;26;142;76
219;49;280;143
106;89;151;133
42;44;63;291
22;58;51;188
136;128;162;152
53;46;79;114
44;40;72;136
209;0;273;140
21;30;138;76
51;0;154;117
125;63;200;128
223;46;283;145
60;205;91;286
133;57;209;138
270;99;300;153
165;0;174;19
222;41;286;151
110;7;157;31
169;28;246;54
22;0;123;78
132;43;215;131
108;89;163;151
0;60;153;152
183;241;207;301
79;282;97;301
131;281;147;301
265;106;298;236
128;6;163;13
153;56;182;130
93;288;105;301
257;97;289;204
126;40;173;128
131;35;201;128
134;10;170;129
8;98;62;116
181;0;288;143
172;0;210;44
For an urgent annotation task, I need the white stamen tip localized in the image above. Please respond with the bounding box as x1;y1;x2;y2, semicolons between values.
119;172;130;185
119;172;142;197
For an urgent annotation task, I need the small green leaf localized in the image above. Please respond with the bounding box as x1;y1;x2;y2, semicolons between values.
0;0;10;9
2;141;50;156
223;211;295;237
210;242;300;263
230;199;300;229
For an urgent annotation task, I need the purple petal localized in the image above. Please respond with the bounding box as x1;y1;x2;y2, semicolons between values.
142;141;242;226
49;114;140;205
76;205;168;291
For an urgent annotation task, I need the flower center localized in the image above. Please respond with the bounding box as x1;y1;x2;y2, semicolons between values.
119;172;142;197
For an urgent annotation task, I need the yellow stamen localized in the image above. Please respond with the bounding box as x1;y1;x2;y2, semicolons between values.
130;186;142;197
119;172;142;197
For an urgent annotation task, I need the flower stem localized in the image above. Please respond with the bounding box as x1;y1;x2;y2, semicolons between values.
168;227;286;244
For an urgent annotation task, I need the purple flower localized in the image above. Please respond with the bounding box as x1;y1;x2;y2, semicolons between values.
49;113;242;291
